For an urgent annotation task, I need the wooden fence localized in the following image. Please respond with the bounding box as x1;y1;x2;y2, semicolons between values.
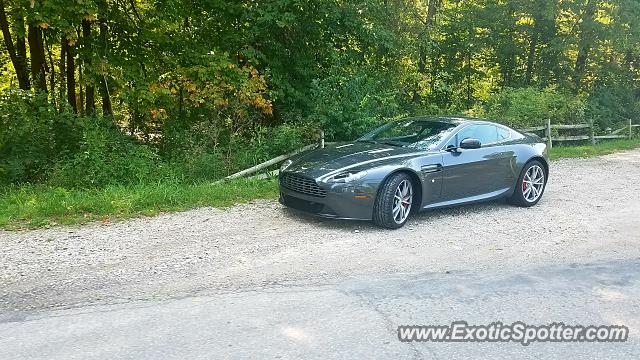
519;119;637;149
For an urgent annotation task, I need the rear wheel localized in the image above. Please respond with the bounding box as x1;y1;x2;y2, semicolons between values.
508;160;547;207
373;173;414;229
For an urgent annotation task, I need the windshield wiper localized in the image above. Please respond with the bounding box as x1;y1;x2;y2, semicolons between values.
356;139;378;144
380;140;403;147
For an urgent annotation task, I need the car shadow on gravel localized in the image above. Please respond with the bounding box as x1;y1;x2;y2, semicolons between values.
279;198;513;232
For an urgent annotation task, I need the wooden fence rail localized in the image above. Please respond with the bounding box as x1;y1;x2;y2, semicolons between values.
517;119;636;149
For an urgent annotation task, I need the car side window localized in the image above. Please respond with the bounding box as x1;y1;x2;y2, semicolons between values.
450;124;498;147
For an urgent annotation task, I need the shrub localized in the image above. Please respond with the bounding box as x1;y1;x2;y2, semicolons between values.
169;151;227;182
585;86;639;132
481;87;586;128
165;122;311;181
49;119;169;188
0;90;76;185
254;123;311;156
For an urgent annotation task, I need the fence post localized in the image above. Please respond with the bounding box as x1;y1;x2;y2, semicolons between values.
630;119;633;140
319;130;325;148
589;119;595;144
546;119;552;149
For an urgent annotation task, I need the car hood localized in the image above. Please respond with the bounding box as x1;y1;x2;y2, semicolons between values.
285;142;425;178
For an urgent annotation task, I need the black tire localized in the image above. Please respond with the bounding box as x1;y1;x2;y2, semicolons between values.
508;160;547;207
373;172;414;229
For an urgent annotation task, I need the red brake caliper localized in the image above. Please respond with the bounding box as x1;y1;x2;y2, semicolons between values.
522;180;527;192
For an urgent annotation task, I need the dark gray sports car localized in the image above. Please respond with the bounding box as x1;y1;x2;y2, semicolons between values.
279;117;549;229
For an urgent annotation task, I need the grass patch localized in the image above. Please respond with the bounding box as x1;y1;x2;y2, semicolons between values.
549;138;640;160
0;178;278;230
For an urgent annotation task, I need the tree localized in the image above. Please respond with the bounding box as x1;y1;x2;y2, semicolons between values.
82;17;95;114
573;0;599;92
27;23;46;91
0;0;29;89
63;37;76;113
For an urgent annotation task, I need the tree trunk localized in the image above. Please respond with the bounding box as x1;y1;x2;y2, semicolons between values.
78;62;84;116
413;48;426;103
63;39;77;114
28;24;47;91
15;18;29;89
82;19;95;114
525;33;537;85
466;51;472;108
59;38;66;109
100;79;113;116
43;32;56;98
16;33;27;84
413;0;439;104
0;1;29;89
501;2;517;88
99;20;112;116
426;0;438;26
573;0;597;92
418;48;426;74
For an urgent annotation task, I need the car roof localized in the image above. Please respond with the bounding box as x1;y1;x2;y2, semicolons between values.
399;116;496;126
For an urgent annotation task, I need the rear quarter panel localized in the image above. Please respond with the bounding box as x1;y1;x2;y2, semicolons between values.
509;141;549;194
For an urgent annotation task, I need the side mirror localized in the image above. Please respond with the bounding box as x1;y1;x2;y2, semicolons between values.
460;138;481;149
445;144;460;153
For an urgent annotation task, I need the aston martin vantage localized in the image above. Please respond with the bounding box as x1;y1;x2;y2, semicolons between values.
279;117;549;229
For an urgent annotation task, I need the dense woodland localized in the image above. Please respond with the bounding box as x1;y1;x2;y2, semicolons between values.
1;0;639;187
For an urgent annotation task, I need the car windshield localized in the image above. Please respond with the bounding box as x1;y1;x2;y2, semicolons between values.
357;120;457;150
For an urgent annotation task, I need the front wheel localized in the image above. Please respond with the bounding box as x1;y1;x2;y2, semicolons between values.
508;160;547;207
373;173;414;229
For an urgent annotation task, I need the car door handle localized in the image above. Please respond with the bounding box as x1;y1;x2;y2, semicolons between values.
421;164;442;173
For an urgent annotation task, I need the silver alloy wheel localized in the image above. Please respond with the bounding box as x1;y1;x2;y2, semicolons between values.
522;165;545;203
392;179;413;224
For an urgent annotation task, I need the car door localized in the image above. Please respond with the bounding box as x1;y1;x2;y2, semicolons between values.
440;124;511;202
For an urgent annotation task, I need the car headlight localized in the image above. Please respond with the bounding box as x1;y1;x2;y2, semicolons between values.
280;159;293;172
328;170;367;183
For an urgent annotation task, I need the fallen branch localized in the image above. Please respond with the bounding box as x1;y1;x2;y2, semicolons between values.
247;169;279;181
223;143;317;181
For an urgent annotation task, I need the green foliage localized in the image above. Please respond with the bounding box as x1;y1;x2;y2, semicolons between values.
166;122;311;182
49;119;169;188
230;123;311;171
0;90;172;189
308;69;404;141
258;123;309;155
0;90;75;185
480;87;586;128
585;85;640;132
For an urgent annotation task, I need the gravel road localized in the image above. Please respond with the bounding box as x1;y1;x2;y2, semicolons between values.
2;150;640;320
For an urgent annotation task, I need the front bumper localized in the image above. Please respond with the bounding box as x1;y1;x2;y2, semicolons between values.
279;176;377;221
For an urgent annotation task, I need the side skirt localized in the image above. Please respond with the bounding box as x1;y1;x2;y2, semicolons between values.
422;188;511;210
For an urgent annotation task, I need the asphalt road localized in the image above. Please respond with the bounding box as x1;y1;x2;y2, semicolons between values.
2;260;639;359
2;150;640;358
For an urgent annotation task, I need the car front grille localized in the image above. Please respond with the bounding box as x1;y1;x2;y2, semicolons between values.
280;173;327;197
